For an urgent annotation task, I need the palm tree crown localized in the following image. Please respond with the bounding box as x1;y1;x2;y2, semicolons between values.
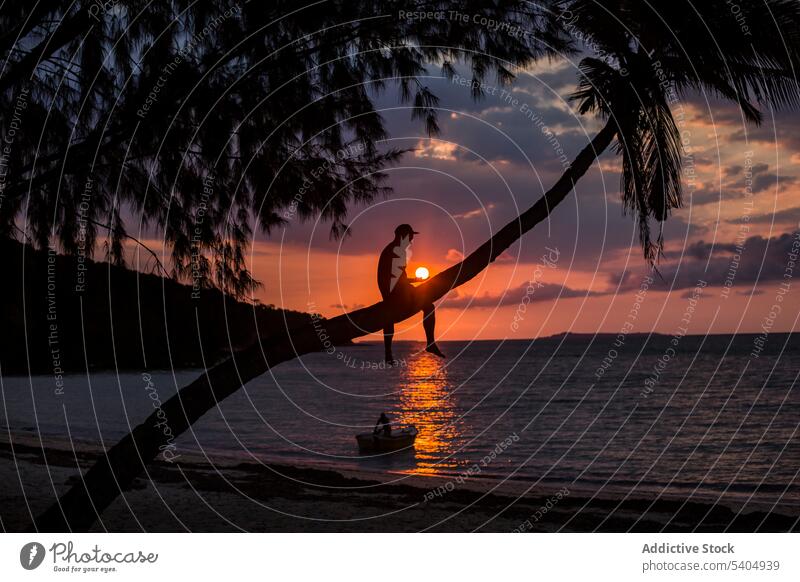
563;0;800;261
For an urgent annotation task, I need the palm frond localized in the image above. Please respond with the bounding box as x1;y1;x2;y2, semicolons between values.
563;0;800;262
571;54;685;262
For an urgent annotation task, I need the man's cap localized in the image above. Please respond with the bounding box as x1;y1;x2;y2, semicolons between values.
395;224;419;236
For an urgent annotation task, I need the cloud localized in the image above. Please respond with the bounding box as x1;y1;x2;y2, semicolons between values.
435;215;782;311
725;164;743;177
752;173;796;194
496;250;515;263
445;248;465;262
739;206;800;225
444;247;510;265
692;162;797;206
615;230;800;292
413;139;459;160
454;202;495;220
442;282;603;309
727;107;800;151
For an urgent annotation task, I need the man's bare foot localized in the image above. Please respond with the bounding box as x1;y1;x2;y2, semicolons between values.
425;343;446;358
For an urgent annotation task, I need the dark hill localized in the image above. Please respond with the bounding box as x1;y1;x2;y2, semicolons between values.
1;237;314;375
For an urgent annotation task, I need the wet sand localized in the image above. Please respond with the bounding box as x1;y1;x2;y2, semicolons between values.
1;438;797;532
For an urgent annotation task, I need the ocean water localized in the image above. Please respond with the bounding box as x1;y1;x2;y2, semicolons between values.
2;334;799;511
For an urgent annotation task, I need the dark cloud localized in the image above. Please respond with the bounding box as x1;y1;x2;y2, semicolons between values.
371;62;592;169
692;161;796;206
616;230;800;292
725;164;743;177
437;226;793;307
442;281;603;309
752;163;770;175
752;172;796;194
691;94;800;151
728;107;800;151
740;206;800;225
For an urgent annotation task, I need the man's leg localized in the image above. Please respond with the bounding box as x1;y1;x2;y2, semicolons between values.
422;303;445;358
383;322;395;363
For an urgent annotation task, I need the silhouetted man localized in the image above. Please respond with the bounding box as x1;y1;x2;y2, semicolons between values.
377;224;445;364
374;412;391;436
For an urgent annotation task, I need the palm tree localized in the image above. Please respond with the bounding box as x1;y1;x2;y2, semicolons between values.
35;0;800;531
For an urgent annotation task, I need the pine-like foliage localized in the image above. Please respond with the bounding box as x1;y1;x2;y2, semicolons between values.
0;0;562;297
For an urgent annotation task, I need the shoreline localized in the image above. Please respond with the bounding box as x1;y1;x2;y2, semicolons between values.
1;436;797;533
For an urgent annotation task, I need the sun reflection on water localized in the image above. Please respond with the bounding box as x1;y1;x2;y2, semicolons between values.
394;349;462;474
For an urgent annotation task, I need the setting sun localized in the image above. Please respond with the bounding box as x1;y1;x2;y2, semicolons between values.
415;266;430;280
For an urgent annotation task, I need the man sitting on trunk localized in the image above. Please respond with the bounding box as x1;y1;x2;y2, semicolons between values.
376;224;445;365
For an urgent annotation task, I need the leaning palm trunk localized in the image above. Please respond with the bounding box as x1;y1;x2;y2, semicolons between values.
34;119;617;532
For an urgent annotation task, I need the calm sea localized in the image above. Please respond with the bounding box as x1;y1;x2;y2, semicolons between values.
3;334;799;511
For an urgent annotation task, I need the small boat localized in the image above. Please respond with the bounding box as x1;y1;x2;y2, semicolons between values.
356;426;418;453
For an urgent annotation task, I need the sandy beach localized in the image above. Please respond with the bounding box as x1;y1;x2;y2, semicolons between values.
2;437;796;533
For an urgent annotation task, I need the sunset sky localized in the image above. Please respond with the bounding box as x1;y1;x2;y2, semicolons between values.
214;57;799;341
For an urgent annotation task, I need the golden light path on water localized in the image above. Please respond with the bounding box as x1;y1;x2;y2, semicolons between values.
396;350;462;475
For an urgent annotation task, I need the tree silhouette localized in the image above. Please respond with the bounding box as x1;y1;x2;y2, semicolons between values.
1;0;556;296
16;0;800;531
